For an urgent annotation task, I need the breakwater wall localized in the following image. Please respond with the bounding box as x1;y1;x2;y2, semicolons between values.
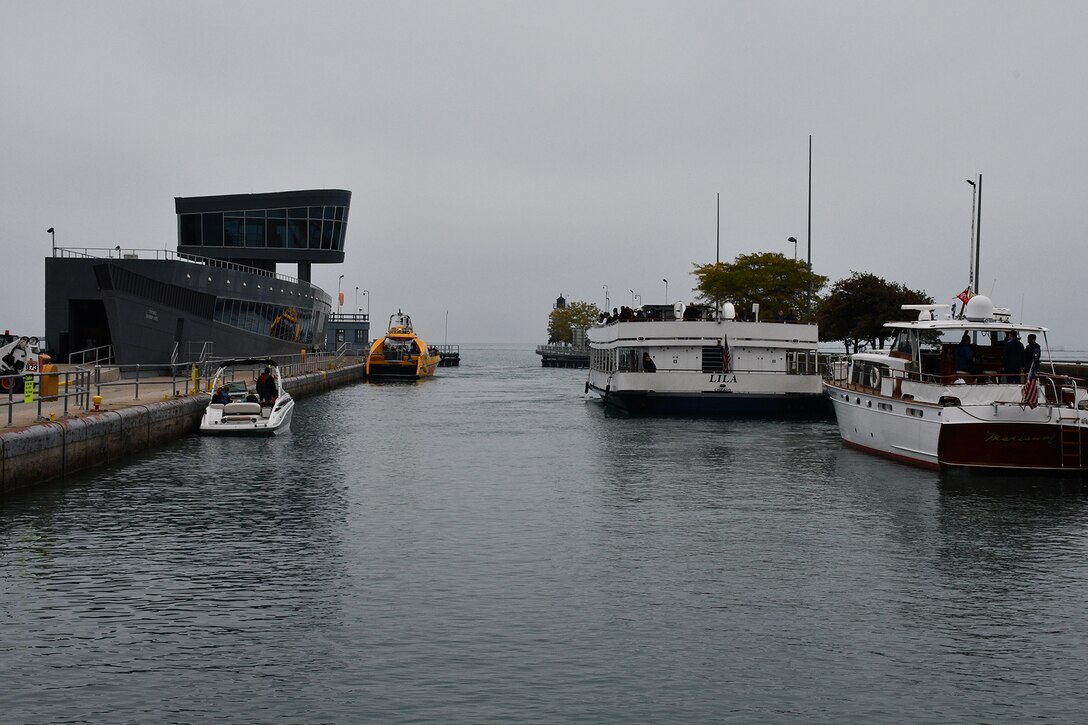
0;364;364;496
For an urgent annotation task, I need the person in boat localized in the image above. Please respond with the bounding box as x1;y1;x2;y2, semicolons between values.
1023;334;1042;376
1003;331;1024;383
213;386;231;405
954;333;977;380
256;367;277;404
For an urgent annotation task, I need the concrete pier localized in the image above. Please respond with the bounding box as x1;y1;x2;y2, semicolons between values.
1;363;365;496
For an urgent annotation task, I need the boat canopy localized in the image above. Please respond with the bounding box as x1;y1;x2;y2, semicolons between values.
215;358;280;368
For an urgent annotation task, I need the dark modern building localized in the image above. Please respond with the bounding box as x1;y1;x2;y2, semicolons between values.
45;189;359;366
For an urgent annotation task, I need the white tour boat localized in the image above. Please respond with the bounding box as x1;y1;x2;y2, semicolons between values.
586;302;827;415
824;295;1088;471
200;358;294;436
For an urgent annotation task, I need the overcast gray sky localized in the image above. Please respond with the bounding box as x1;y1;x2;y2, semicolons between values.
4;1;1087;348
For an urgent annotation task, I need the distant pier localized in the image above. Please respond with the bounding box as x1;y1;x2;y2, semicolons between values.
536;344;589;368
436;345;460;367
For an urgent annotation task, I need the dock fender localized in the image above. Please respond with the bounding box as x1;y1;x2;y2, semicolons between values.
584;380;589;395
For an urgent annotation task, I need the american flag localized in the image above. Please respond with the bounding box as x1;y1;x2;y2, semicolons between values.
1021;368;1039;409
722;336;732;372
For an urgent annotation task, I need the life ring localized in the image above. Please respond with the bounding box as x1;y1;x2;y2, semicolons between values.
869;366;880;388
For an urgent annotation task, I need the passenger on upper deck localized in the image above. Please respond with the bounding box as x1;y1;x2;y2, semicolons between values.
1003;331;1024;383
1023;334;1041;376
954;333;977;378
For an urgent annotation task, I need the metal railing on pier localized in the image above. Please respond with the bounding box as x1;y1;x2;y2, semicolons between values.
2;349;365;428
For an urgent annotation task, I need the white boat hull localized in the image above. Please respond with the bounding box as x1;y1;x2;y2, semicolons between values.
825;381;1088;471
199;396;294;436
586;314;828;416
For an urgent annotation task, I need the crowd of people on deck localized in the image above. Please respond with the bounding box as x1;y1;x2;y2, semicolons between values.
598;304;803;325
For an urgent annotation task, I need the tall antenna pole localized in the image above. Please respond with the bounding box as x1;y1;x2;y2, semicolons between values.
966;178;976;293
716;191;720;264
806;134;813;313
975;174;982;295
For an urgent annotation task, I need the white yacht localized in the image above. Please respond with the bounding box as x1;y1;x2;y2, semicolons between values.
199;358;294;436
586;302;827;415
824;295;1088;471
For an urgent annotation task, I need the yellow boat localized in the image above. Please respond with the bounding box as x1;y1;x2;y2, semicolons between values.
365;310;442;380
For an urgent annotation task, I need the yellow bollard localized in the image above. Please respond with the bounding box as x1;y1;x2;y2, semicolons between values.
191;365;200;393
92;394;102;411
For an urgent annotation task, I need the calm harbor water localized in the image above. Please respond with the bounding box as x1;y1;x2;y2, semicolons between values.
4;345;1088;723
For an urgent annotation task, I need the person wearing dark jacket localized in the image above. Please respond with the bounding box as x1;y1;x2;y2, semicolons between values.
255;368;276;404
1003;331;1024;382
1023;334;1042;377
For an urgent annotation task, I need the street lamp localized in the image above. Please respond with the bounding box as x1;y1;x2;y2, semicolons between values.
355;286;359;315
787;236;797;261
602;284;609;311
629;289;634;306
663;279;668;304
47;227;55;256
361;289;369;317
337;274;344;315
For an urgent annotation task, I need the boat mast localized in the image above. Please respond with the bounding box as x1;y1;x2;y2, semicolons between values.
966;178;977;294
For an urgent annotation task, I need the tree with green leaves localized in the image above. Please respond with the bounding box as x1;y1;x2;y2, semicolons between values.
815;272;932;353
693;252;828;318
547;300;600;344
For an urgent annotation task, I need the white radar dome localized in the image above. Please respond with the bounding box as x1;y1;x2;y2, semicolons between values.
721;302;736;320
963;295;994;321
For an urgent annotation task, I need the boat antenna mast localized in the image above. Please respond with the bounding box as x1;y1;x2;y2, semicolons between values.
966;178;977;295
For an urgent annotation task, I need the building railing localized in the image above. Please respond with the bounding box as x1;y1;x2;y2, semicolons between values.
68;344;114;366
53;246;330;301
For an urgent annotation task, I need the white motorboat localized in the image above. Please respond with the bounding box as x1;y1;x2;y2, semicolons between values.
824;295;1088;471
199;358;294;436
586;302;828;415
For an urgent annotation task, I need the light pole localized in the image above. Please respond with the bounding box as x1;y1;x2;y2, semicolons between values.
663;279;668;304
337;274;344;315
362;289;369;317
629;289;634;307
602;285;609;311
47;227;55;256
355;286;359;315
787;236;797;260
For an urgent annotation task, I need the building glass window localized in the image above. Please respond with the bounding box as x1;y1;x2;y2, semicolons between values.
354;329;367;343
308;218;322;249
287;218;306;248
244;211;266;247
202;212;223;246
179;214;201;245
224;213;244;247
320;217;335;249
